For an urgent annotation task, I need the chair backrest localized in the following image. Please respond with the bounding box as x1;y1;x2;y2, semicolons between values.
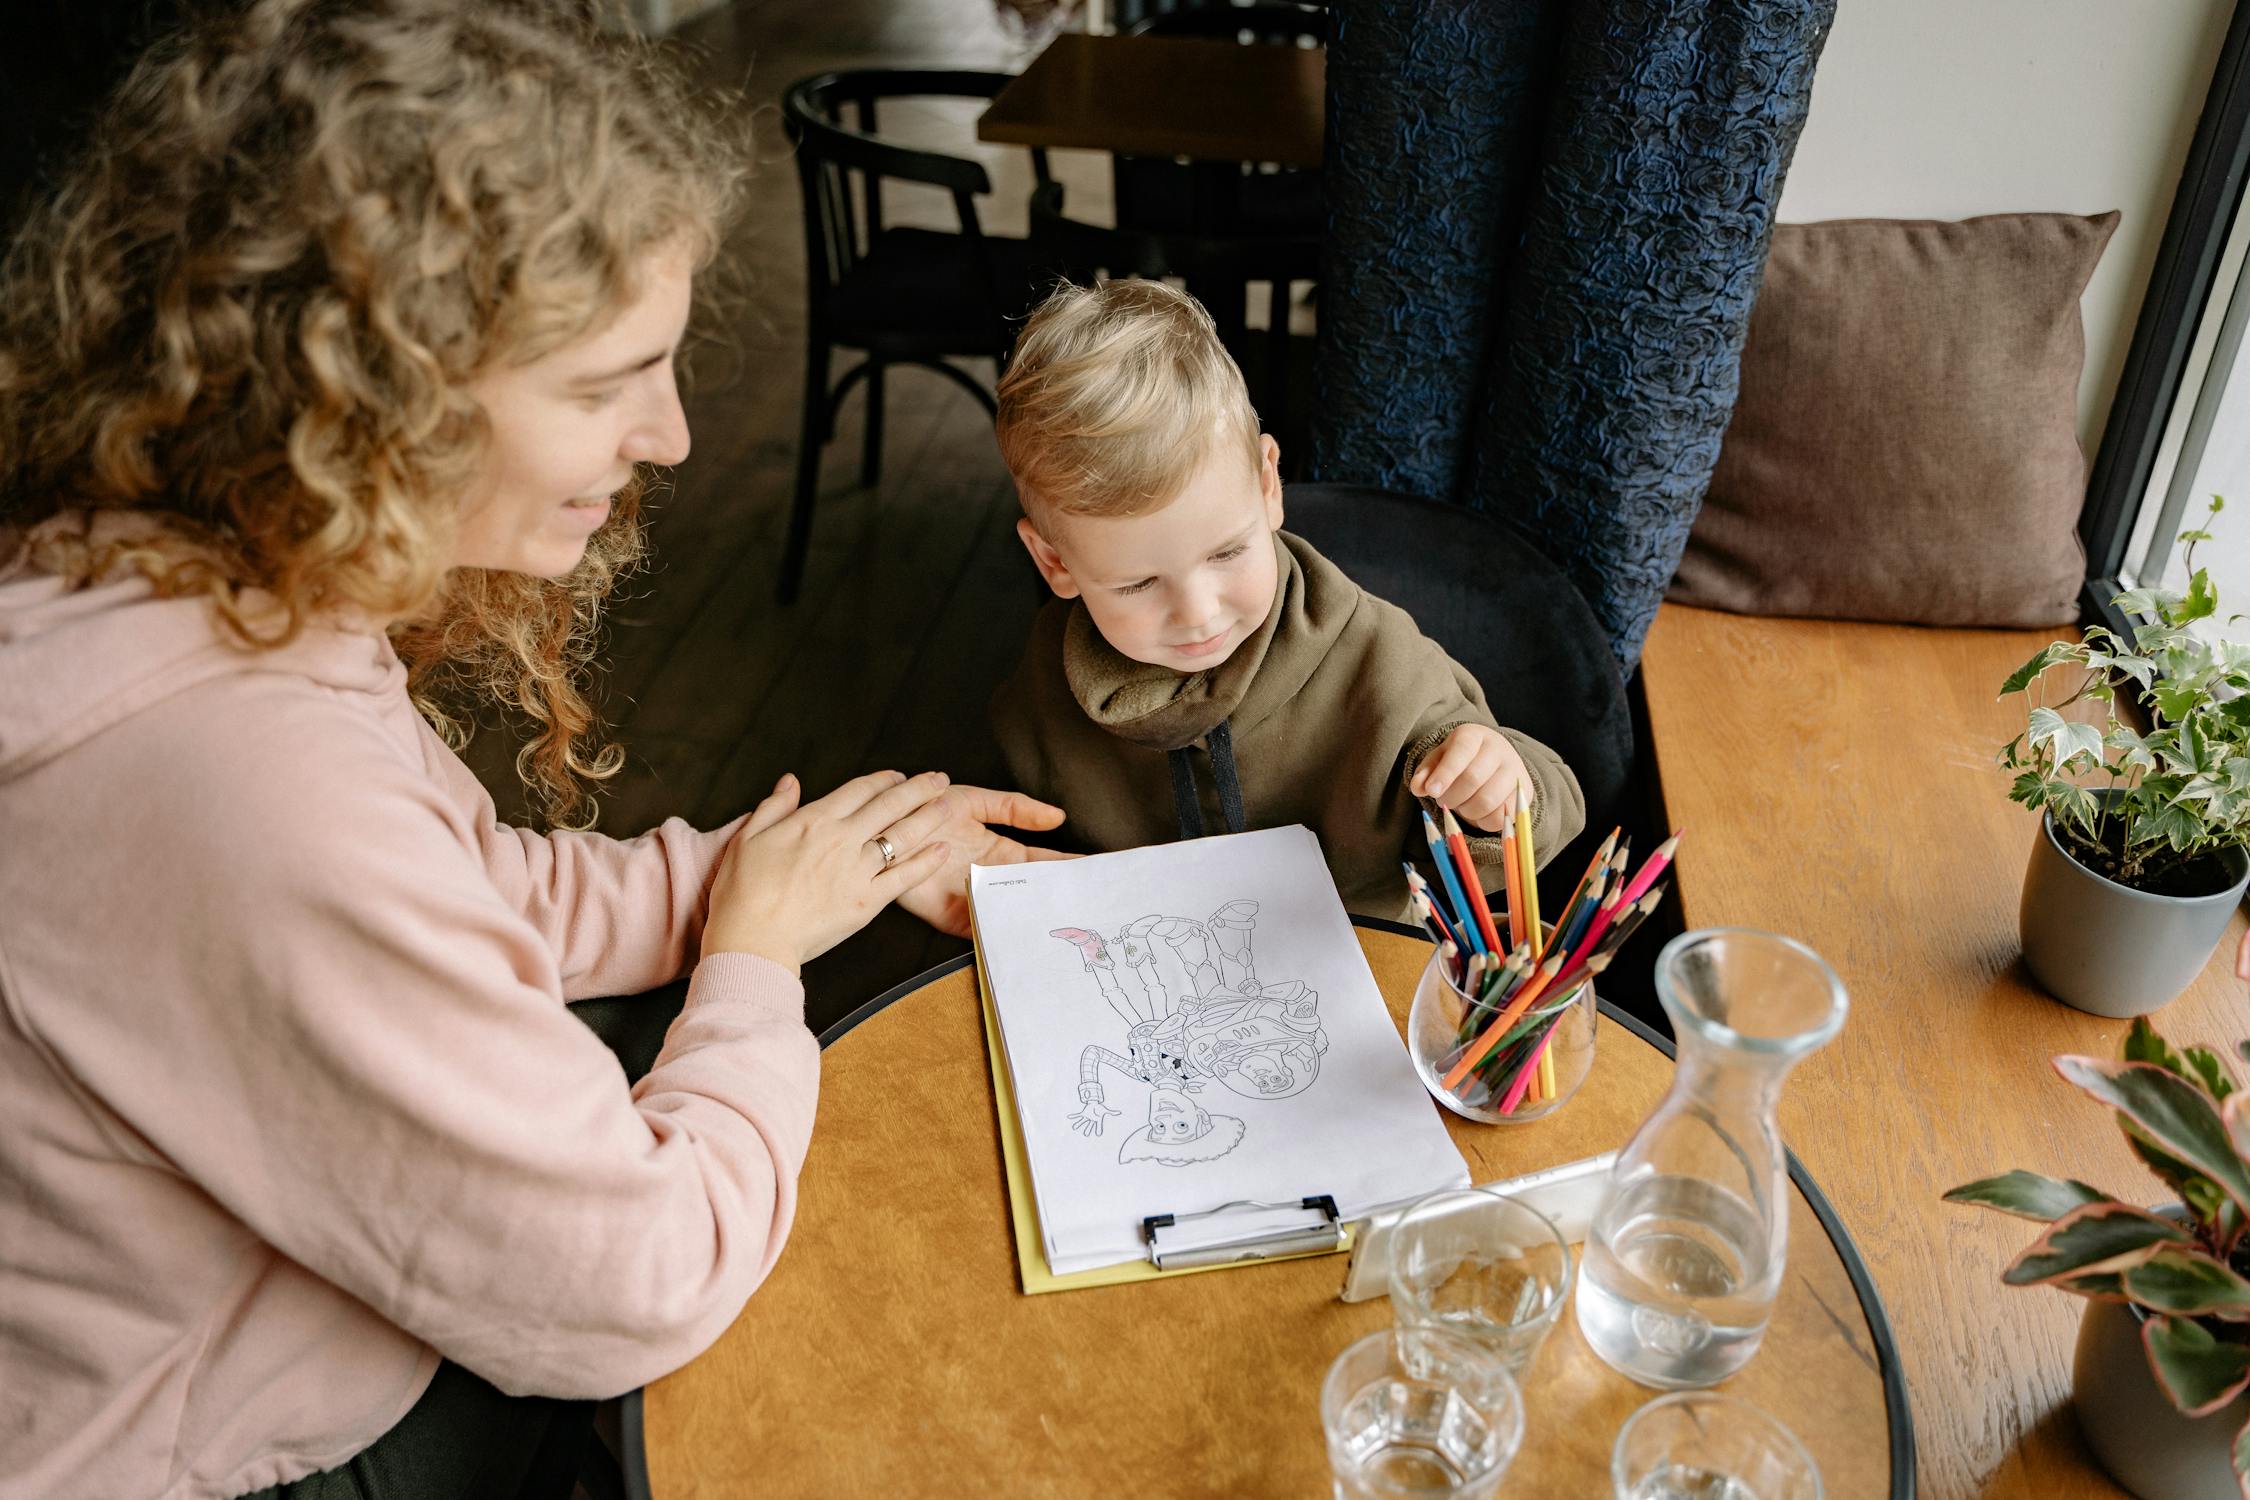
1028;182;1317;446
1107;9;1324;239
1279;483;1636;881
1029;182;1318;292
781;70;1016;300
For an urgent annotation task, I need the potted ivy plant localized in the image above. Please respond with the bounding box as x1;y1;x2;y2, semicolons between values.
1946;1019;2250;1500
1999;497;2250;1015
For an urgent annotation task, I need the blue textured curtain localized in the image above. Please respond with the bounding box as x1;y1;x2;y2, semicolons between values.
1310;0;1835;670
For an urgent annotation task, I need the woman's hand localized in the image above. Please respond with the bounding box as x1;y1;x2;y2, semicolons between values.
701;770;955;973
894;785;1074;937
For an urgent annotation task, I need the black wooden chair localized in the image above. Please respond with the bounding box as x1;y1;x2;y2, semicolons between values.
779;70;1060;603
1280;483;1637;910
1028;182;1319;466
1112;4;1327;244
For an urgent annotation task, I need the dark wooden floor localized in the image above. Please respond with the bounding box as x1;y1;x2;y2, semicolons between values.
463;0;1116;1031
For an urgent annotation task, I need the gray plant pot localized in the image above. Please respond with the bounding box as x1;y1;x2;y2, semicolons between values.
2075;1296;2248;1500
2018;809;2250;1018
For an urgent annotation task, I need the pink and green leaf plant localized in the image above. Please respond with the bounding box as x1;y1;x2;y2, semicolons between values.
1946;1017;2250;1496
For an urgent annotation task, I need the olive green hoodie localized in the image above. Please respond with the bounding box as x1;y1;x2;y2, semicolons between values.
992;531;1585;918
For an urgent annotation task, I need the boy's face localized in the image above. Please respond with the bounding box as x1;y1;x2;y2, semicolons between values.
1017;434;1285;674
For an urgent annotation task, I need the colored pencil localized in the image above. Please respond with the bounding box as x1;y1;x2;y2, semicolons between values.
1514;787;1541;958
1504;1027;1561;1114
1421;811;1486;957
1550;828;1614;961
1489;943;1530;1000
1500;952;1613;1112
1566;841;1620;958
1552;834;1670;979
1441;947;1567;1090
1532;814;1556;1108
1444;810;1505;955
1497;814;1525;951
1564;871;1631;967
1592;885;1668;965
1618;830;1684;911
1425;827;1679;1112
1405;869;1460;966
1542;885;1668;1004
1443;867;1633;1091
1560;839;1627;954
1410;895;1465;988
1407;868;1461;952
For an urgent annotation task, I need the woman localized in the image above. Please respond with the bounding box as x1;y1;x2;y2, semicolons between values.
0;3;1061;1496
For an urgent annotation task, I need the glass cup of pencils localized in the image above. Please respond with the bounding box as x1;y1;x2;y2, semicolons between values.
1406;920;1598;1123
1402;810;1679;1124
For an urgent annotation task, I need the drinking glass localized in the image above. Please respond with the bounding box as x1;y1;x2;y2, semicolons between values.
1388;1187;1574;1378
1405;934;1598;1123
1321;1326;1526;1500
1611;1391;1823;1500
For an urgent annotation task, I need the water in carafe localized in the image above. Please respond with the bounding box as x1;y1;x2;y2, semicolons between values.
1578;1173;1774;1387
1575;929;1847;1390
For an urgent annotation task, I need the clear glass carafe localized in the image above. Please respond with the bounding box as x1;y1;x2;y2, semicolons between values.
1576;930;1848;1389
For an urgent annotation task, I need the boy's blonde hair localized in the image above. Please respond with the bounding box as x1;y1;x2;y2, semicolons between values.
0;0;747;829
995;279;1261;520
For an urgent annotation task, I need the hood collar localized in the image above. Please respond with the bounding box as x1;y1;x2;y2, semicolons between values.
1060;532;1353;751
0;510;401;781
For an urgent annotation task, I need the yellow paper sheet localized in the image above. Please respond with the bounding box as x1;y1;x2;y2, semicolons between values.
971;918;1349;1295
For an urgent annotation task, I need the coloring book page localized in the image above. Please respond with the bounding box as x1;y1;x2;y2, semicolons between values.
971;825;1468;1275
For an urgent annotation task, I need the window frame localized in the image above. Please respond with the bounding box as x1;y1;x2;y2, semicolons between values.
2081;0;2250;637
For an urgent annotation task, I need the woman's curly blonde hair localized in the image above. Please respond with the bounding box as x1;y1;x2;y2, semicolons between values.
0;0;747;828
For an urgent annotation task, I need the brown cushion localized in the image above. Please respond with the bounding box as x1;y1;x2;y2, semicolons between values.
1668;211;2119;627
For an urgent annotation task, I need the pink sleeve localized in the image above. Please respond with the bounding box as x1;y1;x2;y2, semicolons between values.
412;715;747;999
41;695;820;1398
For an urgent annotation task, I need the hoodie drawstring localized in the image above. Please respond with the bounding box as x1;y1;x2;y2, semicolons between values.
1167;719;1246;841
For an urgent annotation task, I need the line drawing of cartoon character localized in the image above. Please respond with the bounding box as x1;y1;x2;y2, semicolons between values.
1048;927;1142;1027
1114;1086;1245;1164
1052;901;1329;1166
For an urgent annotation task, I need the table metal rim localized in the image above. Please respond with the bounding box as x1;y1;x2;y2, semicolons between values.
626;916;1916;1500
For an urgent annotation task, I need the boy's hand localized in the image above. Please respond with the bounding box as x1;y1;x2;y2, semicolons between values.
1410;724;1530;832
894;785;1075;937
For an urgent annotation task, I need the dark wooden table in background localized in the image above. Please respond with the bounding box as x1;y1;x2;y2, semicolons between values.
977;32;1324;169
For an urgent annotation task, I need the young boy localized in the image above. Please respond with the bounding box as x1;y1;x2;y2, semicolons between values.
989;279;1584;918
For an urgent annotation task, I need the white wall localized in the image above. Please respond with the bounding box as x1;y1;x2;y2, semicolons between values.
1775;0;2237;453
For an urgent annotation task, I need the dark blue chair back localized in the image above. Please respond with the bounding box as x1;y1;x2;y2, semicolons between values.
1282;482;1635;891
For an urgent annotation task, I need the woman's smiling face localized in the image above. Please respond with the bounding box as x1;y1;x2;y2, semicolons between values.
452;246;696;578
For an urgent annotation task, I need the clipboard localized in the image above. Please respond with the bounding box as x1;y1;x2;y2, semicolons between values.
971;920;1355;1294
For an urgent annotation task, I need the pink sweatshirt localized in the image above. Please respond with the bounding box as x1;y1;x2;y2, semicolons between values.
0;522;821;1499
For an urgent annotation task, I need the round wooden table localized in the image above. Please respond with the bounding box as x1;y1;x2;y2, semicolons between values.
628;922;1910;1498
